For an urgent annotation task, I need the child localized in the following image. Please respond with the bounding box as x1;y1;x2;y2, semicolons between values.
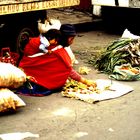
39;34;50;53
38;18;62;53
23;29;61;56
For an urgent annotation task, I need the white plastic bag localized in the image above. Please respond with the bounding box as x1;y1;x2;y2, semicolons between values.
121;29;140;39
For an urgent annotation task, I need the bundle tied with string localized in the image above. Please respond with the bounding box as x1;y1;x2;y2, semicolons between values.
38;18;61;33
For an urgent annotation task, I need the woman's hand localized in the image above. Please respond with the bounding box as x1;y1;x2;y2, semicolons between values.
85;79;97;88
80;77;97;88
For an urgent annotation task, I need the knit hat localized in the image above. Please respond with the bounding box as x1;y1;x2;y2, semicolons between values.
60;24;76;36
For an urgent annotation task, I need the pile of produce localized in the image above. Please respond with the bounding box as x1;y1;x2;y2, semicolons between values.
94;38;140;74
109;63;140;81
61;78;116;99
61;78;99;95
61;78;133;103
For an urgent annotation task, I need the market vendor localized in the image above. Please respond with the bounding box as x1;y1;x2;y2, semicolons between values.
17;26;96;96
60;24;79;64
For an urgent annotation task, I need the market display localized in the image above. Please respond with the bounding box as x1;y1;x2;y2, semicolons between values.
93;37;140;81
109;63;140;81
61;79;133;103
62;78;98;94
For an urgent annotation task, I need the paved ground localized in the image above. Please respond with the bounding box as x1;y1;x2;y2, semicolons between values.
47;8;103;31
47;8;94;24
0;9;140;140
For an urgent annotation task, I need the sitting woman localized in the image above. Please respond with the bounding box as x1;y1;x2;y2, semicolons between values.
60;24;79;64
17;28;96;96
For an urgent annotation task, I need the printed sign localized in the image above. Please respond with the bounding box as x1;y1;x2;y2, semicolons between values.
92;0;129;7
0;0;80;15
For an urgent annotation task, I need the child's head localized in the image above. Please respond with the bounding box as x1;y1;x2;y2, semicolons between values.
60;24;76;47
42;29;62;45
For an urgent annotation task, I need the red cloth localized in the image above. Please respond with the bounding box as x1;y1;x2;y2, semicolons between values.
24;37;41;56
19;40;73;90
